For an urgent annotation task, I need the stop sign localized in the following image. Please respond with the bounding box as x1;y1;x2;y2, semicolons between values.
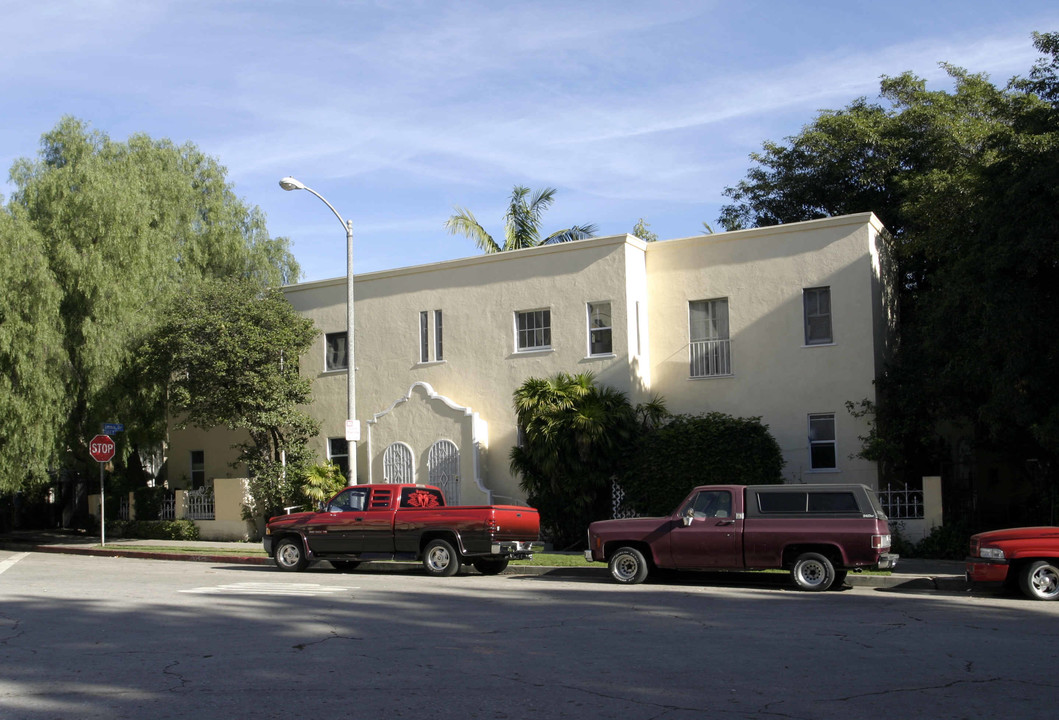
89;434;116;463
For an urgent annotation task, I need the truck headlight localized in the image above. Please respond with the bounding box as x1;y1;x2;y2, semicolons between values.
979;547;1005;560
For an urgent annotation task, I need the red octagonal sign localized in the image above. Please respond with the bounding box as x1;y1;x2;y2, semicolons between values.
89;434;116;463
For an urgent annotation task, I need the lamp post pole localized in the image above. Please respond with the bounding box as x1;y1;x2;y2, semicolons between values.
279;177;358;485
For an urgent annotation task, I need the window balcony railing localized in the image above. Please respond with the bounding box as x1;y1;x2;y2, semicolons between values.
690;338;732;377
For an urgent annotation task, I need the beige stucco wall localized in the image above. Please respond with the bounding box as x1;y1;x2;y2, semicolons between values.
644;212;888;486
166;212;892;515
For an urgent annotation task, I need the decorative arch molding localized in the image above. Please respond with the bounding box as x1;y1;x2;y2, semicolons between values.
365;381;491;501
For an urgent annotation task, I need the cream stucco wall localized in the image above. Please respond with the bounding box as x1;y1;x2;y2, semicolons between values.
167;212;892;511
645;212;888;486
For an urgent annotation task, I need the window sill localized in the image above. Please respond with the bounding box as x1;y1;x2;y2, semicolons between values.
514;347;554;356
416;360;447;367
584;353;616;361
321;368;349;376
689;373;734;380
805;468;840;474
803;342;836;348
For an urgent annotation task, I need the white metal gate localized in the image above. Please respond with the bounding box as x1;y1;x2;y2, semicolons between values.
383;442;414;483
428;440;460;505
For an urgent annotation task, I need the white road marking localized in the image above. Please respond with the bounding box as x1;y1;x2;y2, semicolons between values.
0;552;29;575
181;582;356;597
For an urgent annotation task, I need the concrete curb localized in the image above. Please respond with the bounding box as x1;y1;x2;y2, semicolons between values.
1;540;968;590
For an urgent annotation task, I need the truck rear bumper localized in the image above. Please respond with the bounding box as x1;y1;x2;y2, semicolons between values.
491;540;540;558
876;553;899;570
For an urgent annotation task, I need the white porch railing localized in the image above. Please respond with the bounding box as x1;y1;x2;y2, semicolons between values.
185;487;215;520
690;338;732;377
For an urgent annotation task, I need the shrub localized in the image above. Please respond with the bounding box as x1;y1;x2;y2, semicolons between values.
106;519;200;541
621;413;785;516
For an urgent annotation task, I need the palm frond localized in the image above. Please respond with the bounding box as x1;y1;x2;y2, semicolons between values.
541;223;599;245
445;207;501;253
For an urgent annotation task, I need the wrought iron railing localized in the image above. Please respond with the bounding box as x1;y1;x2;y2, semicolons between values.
160;491;176;520
690;338;732;377
878;486;925;519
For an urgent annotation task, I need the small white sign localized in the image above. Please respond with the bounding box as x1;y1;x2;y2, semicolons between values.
345;420;361;442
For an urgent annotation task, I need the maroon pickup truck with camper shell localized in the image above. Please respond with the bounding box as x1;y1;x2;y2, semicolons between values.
264;484;540;577
586;483;897;590
966;526;1059;600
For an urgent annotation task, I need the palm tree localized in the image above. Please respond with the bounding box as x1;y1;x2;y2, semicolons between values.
445;185;597;253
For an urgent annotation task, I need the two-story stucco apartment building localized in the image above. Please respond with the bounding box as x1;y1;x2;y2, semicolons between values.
168;212;894;510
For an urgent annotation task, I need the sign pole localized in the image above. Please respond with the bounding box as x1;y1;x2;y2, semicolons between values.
100;460;106;546
89;432;117;547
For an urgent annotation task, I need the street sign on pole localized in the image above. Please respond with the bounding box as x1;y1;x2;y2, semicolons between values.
89;435;116;463
103;423;124;435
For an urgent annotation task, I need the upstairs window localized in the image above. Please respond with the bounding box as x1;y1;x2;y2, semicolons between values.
190;450;205;489
516;309;551;351
689;298;731;377
419;310;444;363
325;331;348;371
434;310;443;361
587;302;613;356
803;287;833;345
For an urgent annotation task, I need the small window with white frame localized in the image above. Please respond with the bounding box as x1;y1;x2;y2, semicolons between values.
325;331;348;371
419;310;444;363
803;287;833;345
808;413;837;470
689;298;731;377
328;437;349;481
515;309;551;352
587;302;613;356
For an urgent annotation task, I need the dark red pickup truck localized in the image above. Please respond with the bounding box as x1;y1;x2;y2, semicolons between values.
264;484;540;576
586;484;897;590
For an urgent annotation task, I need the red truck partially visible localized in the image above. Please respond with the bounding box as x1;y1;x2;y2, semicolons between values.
966;526;1059;600
586;484;897;591
264;484;540;576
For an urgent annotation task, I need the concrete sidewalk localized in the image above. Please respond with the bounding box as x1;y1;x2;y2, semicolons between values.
0;529;968;591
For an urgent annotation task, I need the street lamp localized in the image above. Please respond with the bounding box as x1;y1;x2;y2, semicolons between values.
279;176;359;485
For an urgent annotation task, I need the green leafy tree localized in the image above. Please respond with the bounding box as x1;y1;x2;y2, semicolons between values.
446;185;597;253
139;280;319;521
621;413;785;517
1;117;299;494
0;211;65;492
718;33;1059;518
510;372;664;548
631;218;658;242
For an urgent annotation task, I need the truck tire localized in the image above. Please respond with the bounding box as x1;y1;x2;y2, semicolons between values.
274;537;309;572
1018;560;1059;601
423;539;461;577
330;561;361;572
791;552;835;591
609;546;649;584
472;558;510;575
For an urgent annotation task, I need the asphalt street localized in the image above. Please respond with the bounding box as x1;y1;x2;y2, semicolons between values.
0;548;1054;720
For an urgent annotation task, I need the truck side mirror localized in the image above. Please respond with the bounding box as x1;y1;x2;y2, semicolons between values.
682;508;695;527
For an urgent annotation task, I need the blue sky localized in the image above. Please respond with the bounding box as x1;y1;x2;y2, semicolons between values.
2;1;1056;283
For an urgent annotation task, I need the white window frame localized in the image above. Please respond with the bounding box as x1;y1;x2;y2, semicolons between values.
327;437;349;481
808;413;838;471
689;298;732;377
803;287;833;346
434;309;443;361
418;309;444;363
586;301;613;356
515;308;551;352
325;331;348;371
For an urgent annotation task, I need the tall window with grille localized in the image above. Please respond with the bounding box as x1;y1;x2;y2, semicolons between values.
419;310;444;362
587;302;612;356
515;309;551;351
803;287;833;345
689;298;731;377
190;450;205;489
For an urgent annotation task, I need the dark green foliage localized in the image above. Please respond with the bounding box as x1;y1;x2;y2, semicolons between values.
133;487;166;521
718;34;1059;507
510;372;655;549
106;519;200;541
139;280;320;520
621;413;785;517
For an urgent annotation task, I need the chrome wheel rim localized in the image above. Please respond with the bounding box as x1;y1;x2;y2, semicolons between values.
1031;564;1059;598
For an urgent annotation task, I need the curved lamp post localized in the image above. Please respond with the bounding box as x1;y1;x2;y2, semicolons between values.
279;177;358;485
